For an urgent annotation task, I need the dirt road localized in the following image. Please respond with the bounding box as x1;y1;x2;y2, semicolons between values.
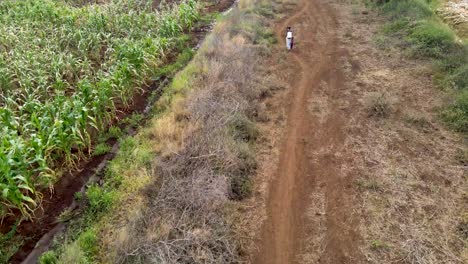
254;0;363;263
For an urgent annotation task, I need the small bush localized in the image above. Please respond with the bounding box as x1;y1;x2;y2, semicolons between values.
118;137;137;158
108;126;123;139
255;28;277;46
364;92;395;118
235;142;257;174
255;4;275;19
123;113;144;129
446;64;468;90
92;143;111;157
435;45;468;74
39;251;58;264
441;90;468;132
86;184;115;213
371;239;389;250
58;208;75;222
78;229;98;258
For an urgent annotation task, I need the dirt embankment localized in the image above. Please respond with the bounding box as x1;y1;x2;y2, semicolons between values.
251;0;467;263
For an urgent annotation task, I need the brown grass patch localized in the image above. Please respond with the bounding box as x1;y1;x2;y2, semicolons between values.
333;1;468;263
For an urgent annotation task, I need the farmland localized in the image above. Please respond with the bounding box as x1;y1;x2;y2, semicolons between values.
0;0;200;218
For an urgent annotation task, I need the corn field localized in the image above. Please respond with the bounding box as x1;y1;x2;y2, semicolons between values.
0;0;200;218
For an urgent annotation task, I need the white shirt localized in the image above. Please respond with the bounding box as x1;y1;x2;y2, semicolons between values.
287;31;293;39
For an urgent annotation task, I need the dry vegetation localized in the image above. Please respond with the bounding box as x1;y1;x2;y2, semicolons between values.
38;0;283;262
334;0;467;263
114;32;263;263
110;8;278;263
437;0;468;37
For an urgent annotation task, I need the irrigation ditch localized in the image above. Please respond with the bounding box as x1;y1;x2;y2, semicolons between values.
0;0;237;262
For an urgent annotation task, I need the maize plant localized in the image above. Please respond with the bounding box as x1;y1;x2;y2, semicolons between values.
0;0;199;219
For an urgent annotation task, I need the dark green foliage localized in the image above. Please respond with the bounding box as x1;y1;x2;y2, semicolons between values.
86;184;115;214
92;143;111;157
78;229;98;258
409;21;455;58
441;90;468;132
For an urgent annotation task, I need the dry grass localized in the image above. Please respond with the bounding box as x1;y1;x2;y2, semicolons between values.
333;1;468;263
94;3;281;263
437;0;468;38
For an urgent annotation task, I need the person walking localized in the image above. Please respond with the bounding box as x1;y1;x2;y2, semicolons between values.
286;26;293;50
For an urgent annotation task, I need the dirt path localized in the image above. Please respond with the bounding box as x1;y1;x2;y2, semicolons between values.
254;0;363;263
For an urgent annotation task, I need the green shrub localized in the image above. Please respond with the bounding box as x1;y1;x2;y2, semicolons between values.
86;184;115;213
39;251;58;264
108;126;123;139
447;64;468;90
230;175;253;200
441;90;468;132
122;113;144;129
78;229;98;258
236;142;257;173
409;21;455;58
255;28;277;46
92;143;111;157
435;45;468;73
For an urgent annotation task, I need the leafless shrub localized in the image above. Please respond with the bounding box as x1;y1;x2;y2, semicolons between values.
114;9;269;264
363;91;396;118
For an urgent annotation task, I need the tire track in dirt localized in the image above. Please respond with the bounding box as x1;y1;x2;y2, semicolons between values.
254;0;363;263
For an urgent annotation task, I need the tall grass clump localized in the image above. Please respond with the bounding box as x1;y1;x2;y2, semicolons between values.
0;0;200;218
374;0;468;132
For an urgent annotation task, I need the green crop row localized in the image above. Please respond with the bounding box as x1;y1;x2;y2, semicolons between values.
0;0;200;219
